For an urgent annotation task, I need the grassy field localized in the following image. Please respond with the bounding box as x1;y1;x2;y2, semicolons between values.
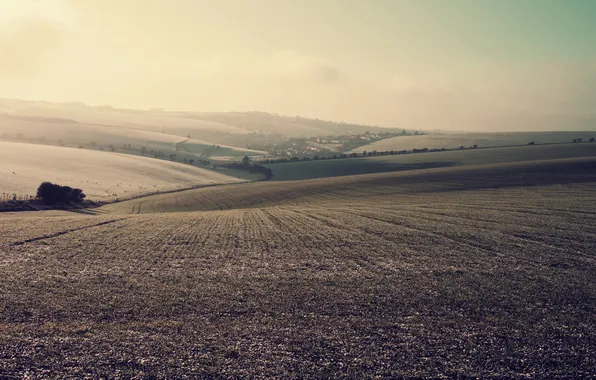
179;138;267;158
267;142;596;181
0;115;184;153
0;141;244;201
350;131;596;153
0;115;263;161
0;155;595;377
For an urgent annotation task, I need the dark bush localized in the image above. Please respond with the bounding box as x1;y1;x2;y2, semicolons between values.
37;182;86;205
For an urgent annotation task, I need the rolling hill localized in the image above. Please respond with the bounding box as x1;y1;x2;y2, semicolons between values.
1;154;595;377
350;131;596;153
1;98;595;377
99;156;596;214
0;114;266;161
187;111;397;137
266;142;596;181
1;99;398;140
0;141;244;200
0;99;249;136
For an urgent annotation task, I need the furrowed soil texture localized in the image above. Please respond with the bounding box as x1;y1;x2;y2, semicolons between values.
0;159;595;377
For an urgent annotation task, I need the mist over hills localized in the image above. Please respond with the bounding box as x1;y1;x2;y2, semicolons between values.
0;98;400;139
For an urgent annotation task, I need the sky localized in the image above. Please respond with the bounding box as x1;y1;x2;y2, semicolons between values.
0;0;595;131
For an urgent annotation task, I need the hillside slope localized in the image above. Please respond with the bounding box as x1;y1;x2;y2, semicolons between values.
350;131;596;153
267;143;596;181
1;165;595;377
100;156;596;214
0;141;244;200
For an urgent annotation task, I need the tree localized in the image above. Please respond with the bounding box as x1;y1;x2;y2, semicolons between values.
590;137;595;142
37;182;86;205
141;146;146;155
242;155;250;167
68;188;86;203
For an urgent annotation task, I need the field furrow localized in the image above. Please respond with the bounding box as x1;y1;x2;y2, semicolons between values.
0;177;595;377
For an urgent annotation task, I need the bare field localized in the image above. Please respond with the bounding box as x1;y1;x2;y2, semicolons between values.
1;182;595;377
0;156;595;377
0;141;244;200
100;157;596;214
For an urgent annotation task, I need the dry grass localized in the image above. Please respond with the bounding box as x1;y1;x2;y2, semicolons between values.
0;141;244;201
0;158;595;378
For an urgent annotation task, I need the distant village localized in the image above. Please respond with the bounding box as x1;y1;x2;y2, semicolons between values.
264;130;424;158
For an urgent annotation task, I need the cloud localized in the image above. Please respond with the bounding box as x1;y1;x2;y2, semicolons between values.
270;50;342;84
0;18;66;77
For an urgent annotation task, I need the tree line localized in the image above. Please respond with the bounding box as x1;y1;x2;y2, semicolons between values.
221;156;273;180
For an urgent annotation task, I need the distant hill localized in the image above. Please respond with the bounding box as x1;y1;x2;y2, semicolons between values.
349;131;596;153
0;99;399;141
266;142;596;181
184;111;401;137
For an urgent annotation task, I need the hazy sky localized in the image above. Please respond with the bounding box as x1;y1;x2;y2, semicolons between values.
1;0;595;131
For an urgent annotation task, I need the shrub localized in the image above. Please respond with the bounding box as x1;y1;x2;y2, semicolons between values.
37;182;86;205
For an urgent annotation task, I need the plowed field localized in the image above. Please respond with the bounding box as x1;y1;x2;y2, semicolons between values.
1;158;595;378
